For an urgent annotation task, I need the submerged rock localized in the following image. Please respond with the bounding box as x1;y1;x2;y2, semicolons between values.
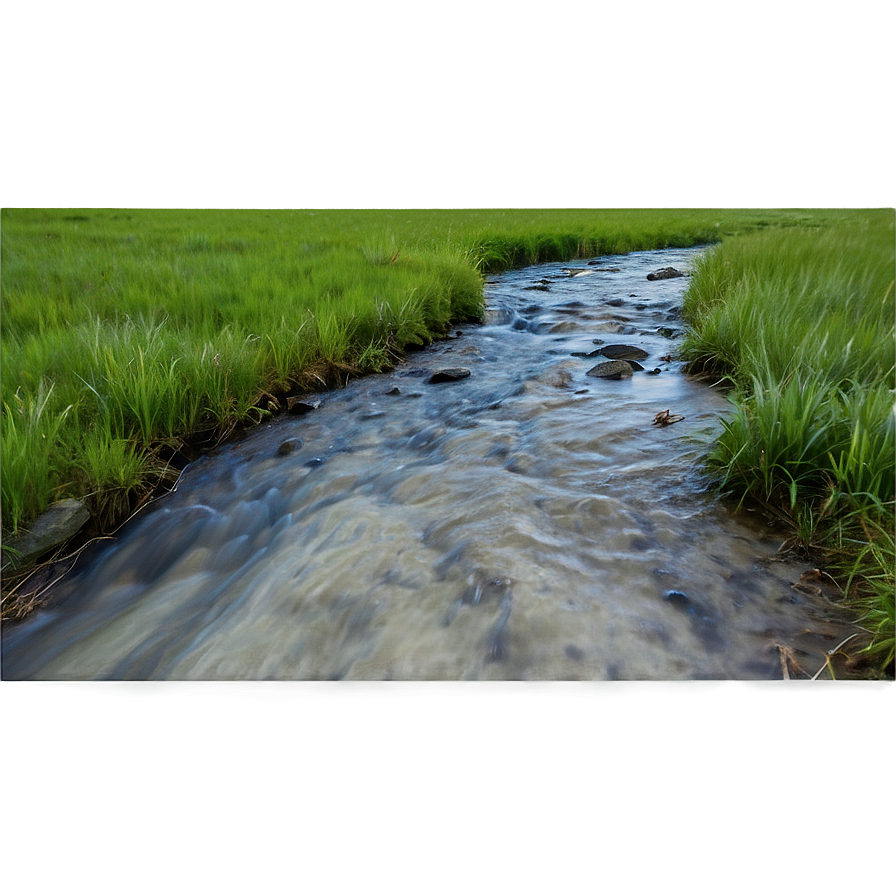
535;364;576;388
600;344;649;361
276;438;304;456
647;267;685;281
562;641;598;663
4;499;91;565
428;367;471;384
586;360;634;380
664;590;693;610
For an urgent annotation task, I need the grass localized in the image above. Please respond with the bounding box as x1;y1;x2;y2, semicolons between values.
680;212;895;674
2;208;893;671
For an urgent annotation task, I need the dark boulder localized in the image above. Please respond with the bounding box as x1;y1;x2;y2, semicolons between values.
428;368;471;384
586;360;634;380
647;267;685;281
600;344;649;361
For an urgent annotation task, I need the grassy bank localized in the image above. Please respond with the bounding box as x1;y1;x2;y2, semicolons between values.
681;211;895;673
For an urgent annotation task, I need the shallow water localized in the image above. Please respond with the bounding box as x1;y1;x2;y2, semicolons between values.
1;247;862;679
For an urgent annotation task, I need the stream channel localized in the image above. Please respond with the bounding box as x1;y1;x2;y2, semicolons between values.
2;247;864;680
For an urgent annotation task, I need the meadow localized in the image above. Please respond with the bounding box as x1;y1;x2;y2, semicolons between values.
2;207;893;667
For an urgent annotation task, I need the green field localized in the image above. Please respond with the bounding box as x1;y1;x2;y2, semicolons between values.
2;207;893;667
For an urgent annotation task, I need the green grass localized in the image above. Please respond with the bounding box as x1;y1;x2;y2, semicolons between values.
680;212;895;673
3;208;893;667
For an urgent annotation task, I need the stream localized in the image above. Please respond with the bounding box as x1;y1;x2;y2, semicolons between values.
1;247;864;679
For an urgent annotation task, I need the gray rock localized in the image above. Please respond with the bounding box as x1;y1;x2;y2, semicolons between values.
600;344;649;361
586;360;634;380
428;368;471;384
657;327;680;338
4;499;91;565
386;386;401;395
647;267;685;281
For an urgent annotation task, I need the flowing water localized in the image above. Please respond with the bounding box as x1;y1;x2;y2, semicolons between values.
1;247;863;680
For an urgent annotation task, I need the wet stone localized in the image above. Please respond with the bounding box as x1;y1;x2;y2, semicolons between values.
586;360;634;380
600;344;650;361
429;368;471;384
3;499;91;565
276;438;304;456
647;267;685;281
664;590;693;611
386;386;401;395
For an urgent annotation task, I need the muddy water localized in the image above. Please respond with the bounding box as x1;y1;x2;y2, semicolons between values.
2;248;863;679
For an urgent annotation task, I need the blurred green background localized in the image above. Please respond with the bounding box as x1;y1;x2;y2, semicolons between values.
2;0;894;206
